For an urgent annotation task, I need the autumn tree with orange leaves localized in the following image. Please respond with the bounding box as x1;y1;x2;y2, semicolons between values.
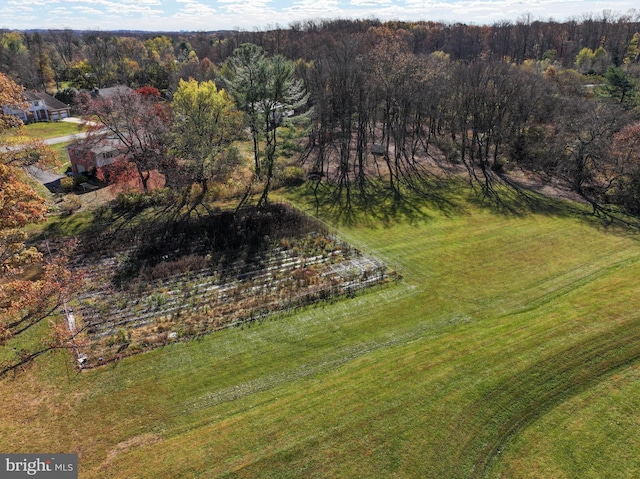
0;72;83;378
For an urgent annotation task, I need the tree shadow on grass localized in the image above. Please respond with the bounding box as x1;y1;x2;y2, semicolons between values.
293;172;640;244
467;180;585;217
294;176;468;228
465;174;640;236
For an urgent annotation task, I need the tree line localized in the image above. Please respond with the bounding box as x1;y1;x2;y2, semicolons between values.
2;15;640;375
2;12;640;93
2;17;640;217
294;25;639;215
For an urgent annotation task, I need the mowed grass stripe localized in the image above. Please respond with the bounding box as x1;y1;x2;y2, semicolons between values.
99;271;640;478
223;254;640;479
474;317;640;478
84;205;640;477
3;191;640;478
494;363;640;478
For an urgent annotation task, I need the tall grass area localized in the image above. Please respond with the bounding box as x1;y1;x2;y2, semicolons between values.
2;184;640;478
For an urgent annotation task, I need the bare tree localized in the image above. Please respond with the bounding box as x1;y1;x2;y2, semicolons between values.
76;87;171;193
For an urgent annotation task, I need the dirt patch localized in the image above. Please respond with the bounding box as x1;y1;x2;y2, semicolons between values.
503;168;586;204
101;433;161;470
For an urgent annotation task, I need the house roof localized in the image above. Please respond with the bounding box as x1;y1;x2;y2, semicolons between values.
23;91;71;111
34;92;71;111
90;85;133;99
23;91;41;103
92;141;123;154
68;135;124;154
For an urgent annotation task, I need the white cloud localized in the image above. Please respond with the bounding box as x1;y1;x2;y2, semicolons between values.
1;0;640;32
283;0;341;19
177;2;217;15
6;0;57;5
219;0;274;16
5;5;34;12
105;3;164;14
399;0;639;24
350;0;393;6
121;0;162;4
75;5;104;15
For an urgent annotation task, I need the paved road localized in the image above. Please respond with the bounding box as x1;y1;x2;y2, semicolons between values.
46;116;93;144
44;131;88;145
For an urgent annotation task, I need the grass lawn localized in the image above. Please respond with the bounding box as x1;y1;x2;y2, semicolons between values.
0;121;84;143
2;184;640;478
51;141;72;173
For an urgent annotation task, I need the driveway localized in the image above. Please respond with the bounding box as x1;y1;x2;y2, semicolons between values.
25;165;65;192
5;117;95;190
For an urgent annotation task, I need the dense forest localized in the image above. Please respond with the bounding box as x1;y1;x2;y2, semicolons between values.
3;14;640;89
2;13;640;215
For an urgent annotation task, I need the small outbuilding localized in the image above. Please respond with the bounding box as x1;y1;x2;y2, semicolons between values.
371;144;386;156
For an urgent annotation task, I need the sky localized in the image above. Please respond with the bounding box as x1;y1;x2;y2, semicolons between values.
0;0;638;33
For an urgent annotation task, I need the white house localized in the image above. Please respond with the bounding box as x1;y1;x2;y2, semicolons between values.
2;91;71;123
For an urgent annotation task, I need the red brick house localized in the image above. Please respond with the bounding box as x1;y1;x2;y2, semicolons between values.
67;137;124;175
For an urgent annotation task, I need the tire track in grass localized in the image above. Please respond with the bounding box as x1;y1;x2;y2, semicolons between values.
181;321;423;413
503;248;640;319
469;314;640;478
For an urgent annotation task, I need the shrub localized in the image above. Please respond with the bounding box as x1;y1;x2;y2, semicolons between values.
113;191;153;212
279;139;302;158
59;195;81;214
72;174;89;186
139;255;208;281
60;177;75;193
611;174;640;215
114;188;176;212
278;166;306;187
491;160;505;173
54;87;78;107
106;328;129;346
149;187;175;206
147;292;168;310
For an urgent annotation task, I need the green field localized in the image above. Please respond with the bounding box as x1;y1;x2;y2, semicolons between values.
2;185;640;478
0;121;77;173
1;121;83;142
